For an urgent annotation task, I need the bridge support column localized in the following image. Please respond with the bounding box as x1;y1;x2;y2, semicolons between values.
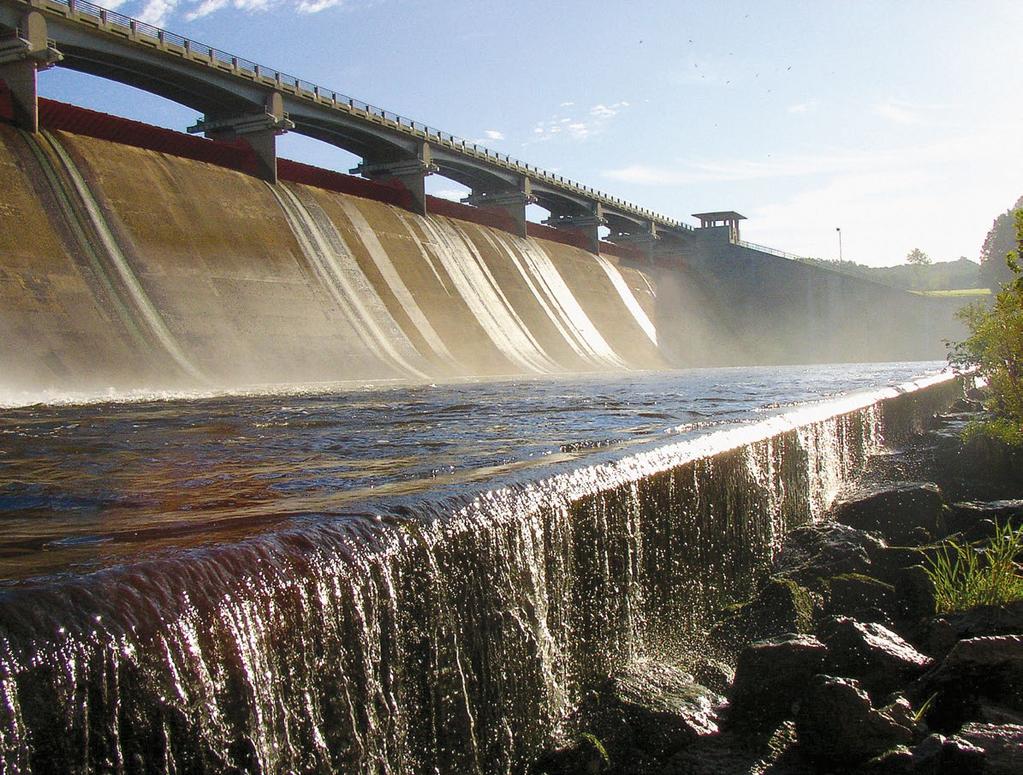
609;221;659;261
351;141;437;216
544;203;605;254
462;177;534;237
0;11;62;133
188;92;293;183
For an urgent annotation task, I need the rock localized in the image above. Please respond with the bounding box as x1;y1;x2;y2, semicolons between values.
795;675;915;765
934;429;1023;500
596;660;723;758
727;633;827;733
959;518;1001;545
822;573;898;621
956;723;1023;775
529;733;610;775
947;500;1023;539
691;657;734;696
976;703;1023;725
863;732;987;775
919;635;1023;732
926;600;1023;651
710;576;817;651
773;522;886;584
822;617;934;699
831;482;946;545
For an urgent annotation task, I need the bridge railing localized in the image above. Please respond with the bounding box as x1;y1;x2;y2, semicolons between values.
735;239;807;261
27;0;691;231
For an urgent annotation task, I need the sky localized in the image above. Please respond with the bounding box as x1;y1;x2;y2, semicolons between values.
37;0;1023;268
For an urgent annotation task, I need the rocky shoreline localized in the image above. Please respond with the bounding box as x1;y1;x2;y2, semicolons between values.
532;397;1023;774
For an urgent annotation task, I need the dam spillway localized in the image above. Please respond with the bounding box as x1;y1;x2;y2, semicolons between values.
0;117;662;402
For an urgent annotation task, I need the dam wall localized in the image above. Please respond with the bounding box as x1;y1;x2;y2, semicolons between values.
658;227;965;367
0;373;963;773
0;100;963;400
0;103;661;400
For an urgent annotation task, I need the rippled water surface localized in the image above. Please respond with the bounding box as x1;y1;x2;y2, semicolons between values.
0;362;944;580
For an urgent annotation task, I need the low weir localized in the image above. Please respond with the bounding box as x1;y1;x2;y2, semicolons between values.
0;373;961;773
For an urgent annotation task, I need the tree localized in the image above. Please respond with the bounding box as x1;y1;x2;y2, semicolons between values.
980;196;1023;291
950;209;1023;443
905;248;932;266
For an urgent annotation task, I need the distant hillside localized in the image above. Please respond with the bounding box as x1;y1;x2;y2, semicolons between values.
795;256;981;291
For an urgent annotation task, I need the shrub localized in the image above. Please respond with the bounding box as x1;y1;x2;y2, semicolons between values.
949;209;1023;442
923;521;1023;614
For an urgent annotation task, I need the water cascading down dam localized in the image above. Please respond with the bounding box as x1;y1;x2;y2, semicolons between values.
0;2;971;773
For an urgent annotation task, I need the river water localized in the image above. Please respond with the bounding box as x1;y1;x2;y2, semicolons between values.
0;361;951;773
0;361;943;583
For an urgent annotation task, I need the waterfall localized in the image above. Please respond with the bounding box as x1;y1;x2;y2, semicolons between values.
593;254;658;347
27;131;204;383
482;230;628;370
0;375;960;774
334;197;461;370
409;215;561;374
267;183;431;380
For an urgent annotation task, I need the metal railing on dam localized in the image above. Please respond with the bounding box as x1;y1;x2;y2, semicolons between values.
0;0;694;244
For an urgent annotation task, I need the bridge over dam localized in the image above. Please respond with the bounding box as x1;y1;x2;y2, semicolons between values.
0;0;963;398
0;0;696;252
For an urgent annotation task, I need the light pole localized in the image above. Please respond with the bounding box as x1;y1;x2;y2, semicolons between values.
836;227;843;261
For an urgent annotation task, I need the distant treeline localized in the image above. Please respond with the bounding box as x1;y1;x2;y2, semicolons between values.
795;256;981;291
795;193;1023;292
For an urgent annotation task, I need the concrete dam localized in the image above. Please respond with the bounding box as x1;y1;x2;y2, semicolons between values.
0;0;961;403
0;114;665;399
0;102;958;402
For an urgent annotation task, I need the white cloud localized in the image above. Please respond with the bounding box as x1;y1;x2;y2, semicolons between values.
528;100;630;144
431;189;466;202
147;0;349;22
296;0;343;13
872;100;920;125
137;0;178;26
483;129;505;141
787;100;818;114
185;0;227;20
559;101;575;107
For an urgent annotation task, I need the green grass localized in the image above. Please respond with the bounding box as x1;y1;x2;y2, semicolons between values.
912;288;992;297
923;521;1023;614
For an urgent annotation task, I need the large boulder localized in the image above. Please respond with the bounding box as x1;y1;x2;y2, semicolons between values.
830;482;946;545
955;723;1023;775
727;633;827;733
862;733;986;774
947;500;1023;540
821;573;899;623
933;426;1023;500
710;576;817;653
691;657;734;696
529;734;610;775
822;617;934;699
918;635;1023;732
795;675;916;765
773;522;886;584
925;600;1023;659
595;660;723;758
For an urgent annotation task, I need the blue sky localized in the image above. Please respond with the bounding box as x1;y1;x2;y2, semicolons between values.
38;0;1023;267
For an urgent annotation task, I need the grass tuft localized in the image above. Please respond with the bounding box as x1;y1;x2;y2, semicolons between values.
923;521;1023;614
